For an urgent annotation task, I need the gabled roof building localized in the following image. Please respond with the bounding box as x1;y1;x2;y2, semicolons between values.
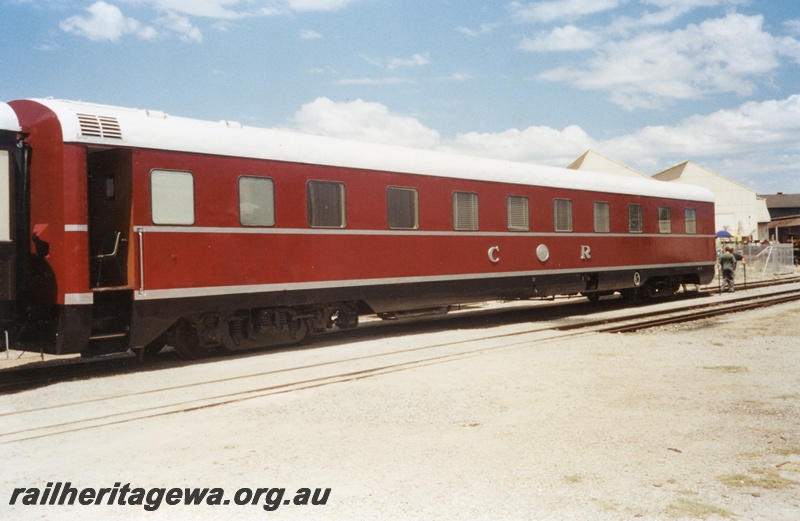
653;161;771;240
760;193;800;219
568;149;653;179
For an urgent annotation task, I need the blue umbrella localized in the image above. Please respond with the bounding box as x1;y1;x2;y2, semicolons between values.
715;230;732;238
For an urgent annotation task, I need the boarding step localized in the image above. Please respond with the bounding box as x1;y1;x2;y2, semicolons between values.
90;288;132;342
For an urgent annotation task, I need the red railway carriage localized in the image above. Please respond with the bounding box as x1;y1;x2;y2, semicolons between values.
0;99;715;358
0;104;21;343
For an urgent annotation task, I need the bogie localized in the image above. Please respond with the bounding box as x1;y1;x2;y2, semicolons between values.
166;302;363;359
172;318;219;360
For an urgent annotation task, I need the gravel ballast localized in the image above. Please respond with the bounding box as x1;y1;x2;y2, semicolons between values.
1;299;798;520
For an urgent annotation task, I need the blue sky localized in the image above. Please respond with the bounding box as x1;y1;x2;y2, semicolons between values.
2;0;800;193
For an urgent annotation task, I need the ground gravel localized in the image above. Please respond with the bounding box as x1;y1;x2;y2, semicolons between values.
1;298;798;520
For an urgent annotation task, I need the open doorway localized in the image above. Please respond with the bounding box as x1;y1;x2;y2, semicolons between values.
87;148;132;288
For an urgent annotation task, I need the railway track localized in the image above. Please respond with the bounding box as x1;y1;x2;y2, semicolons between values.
0;325;591;445
707;274;800;293
1;281;799;445
557;286;800;333
599;288;800;333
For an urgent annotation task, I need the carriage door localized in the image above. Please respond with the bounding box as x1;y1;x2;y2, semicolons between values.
0;146;15;329
87;148;132;288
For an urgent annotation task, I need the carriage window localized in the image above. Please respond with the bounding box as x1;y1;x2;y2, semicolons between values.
387;186;419;230
553;199;572;232
308;180;346;228
105;177;116;200
0;151;9;241
593;202;610;233
453;191;479;231
239;176;275;227
151;169;195;225
628;204;643;233
507;195;529;231
658;206;672;233
685;208;697;234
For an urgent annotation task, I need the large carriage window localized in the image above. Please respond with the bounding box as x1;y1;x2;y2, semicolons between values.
553;199;572;232
387;186;419;229
685;208;697;234
453;191;479;231
308;180;346;228
628;204;643;233
593;202;610;233
507;195;529;231
239;176;275;226
658;206;672;233
151;170;195;225
0;151;9;241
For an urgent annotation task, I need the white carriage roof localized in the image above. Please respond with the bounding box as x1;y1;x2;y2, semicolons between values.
25;98;713;203
0;102;20;132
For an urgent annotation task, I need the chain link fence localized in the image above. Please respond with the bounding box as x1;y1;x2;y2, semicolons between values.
712;243;796;286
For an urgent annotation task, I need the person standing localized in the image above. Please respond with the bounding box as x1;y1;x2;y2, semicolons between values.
719;247;737;292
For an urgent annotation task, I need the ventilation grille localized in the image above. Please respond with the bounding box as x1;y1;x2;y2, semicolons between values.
77;113;123;139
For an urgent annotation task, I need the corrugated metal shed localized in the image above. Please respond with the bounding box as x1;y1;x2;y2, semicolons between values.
769;216;800;228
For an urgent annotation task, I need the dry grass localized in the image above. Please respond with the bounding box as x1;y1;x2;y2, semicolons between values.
665;498;732;519
718;467;797;489
702;365;749;373
773;445;800;456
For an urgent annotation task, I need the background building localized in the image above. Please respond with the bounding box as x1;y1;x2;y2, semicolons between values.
760;193;800;243
652;161;771;241
568;149;653;179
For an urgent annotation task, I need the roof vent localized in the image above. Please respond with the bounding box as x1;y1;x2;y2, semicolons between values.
77;113;123;139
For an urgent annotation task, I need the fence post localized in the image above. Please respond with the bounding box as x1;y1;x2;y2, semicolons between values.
743;260;747;290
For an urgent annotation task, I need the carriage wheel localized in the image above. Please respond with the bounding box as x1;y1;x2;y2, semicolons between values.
172;319;218;359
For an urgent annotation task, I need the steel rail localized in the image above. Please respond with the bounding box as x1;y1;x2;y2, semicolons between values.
0;327;592;444
597;290;800;333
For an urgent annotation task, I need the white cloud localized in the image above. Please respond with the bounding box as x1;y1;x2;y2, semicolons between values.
138;0;359;18
286;97;440;148
148;0;243;19
386;53;430;71
442;72;472;81
60;0;362;43
536;13;796;110
440;125;596;166
642;0;735;10
35;41;59;52
156;11;203;42
287;0;358;11
632;0;738;27
363;53;431;71
509;0;625;23
60;1;155;42
281;95;800;192
283;97;594;165
60;1;203;43
456;22;503;38
334;77;416;85
300;29;323;40
786;19;800;36
777;33;800;63
601;96;800;191
605;95;800;159
519;25;600;51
